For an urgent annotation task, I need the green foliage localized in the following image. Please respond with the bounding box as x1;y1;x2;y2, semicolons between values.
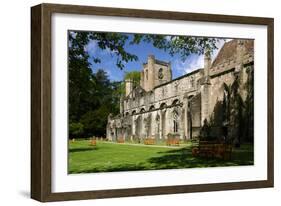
124;71;141;85
73;69;120;138
69;31;138;70
81;105;110;137
131;34;221;61
69;31;221;71
108;71;142;97
69;122;84;138
68;32;96;123
68;66;120;138
243;66;254;142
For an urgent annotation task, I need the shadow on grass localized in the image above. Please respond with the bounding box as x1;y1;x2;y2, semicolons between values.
69;144;254;174
69;147;98;153
147;145;254;169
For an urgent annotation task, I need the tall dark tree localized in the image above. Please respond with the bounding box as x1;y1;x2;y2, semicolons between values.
69;32;95;123
68;32;140;122
243;66;254;143
229;76;244;147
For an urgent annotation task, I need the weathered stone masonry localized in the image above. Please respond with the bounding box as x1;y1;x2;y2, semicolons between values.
106;40;254;142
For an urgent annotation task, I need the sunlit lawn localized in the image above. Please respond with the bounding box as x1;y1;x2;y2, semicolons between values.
68;140;253;174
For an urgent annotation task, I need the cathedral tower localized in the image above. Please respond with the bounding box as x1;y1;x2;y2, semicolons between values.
140;55;172;91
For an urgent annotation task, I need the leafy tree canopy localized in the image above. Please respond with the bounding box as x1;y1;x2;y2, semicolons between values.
124;71;141;83
69;31;221;70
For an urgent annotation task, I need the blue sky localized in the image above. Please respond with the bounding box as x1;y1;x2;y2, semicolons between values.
84;33;229;82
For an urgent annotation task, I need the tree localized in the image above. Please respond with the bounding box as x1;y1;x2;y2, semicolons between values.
69;31;221;70
113;71;142;96
243;66;254;142
68;32;96;123
131;34;220;61
110;81;124;114
125;71;141;86
69;32;138;70
228;77;244;147
80;105;111;137
69;122;84;138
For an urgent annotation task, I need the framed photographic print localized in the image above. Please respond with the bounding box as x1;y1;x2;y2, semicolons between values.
31;3;274;202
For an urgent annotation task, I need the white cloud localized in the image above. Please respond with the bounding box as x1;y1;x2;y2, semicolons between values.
174;54;204;75
173;38;233;75
85;40;98;56
85;39;117;57
105;47;117;55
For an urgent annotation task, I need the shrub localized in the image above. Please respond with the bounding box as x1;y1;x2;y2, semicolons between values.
69;122;84;138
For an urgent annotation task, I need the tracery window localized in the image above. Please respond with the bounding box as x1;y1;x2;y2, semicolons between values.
146;70;148;80
173;110;179;133
190;76;195;88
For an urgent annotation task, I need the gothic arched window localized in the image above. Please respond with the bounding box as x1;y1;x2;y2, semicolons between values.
172;99;180;105
190;76;195;88
146;70;148;80
149;105;155;111
173;110;179;133
140;108;145;113
160;103;167;109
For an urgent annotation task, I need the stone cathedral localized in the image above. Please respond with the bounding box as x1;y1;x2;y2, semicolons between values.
106;39;254;142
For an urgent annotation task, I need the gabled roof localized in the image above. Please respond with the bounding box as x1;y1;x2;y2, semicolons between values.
211;39;254;68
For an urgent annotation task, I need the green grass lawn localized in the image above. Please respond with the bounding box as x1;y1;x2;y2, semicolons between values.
68;140;254;174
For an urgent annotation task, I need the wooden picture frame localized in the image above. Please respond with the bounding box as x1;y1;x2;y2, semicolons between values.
31;3;274;202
